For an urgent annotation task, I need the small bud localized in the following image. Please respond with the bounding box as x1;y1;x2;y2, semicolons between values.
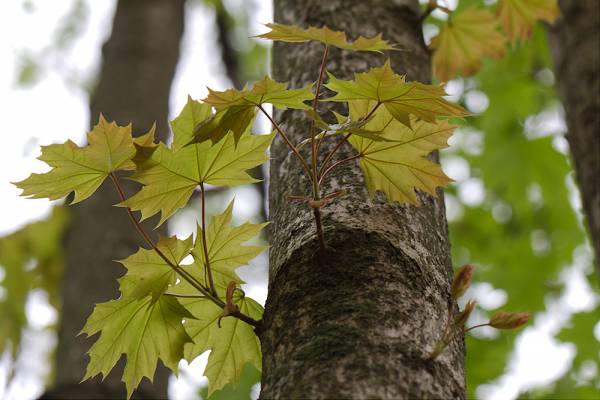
451;264;474;299
454;300;476;327
489;311;530;330
308;199;325;209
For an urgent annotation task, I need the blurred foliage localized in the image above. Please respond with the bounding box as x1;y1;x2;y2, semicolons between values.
442;22;599;399
15;0;88;87
0;206;69;357
201;0;268;85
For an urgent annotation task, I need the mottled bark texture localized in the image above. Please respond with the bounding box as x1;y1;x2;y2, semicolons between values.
43;1;185;398
260;0;465;398
549;0;600;271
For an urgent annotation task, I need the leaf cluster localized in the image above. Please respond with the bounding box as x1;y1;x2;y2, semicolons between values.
426;0;560;81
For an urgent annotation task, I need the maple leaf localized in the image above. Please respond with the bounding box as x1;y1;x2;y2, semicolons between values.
180;293;263;396
81;295;193;399
497;0;560;42
193;77;313;144
348;100;456;204
189;200;267;287
257;23;395;52
430;8;506;81
117;235;193;301
121;133;274;226
325;60;467;128
171;95;212;150
193;106;257;145
14;115;135;203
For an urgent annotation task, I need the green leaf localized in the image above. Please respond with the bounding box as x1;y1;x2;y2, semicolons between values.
193;77;313;144
497;0;559;42
121;133;274;226
190;200;267;286
180;293;263;396
206;76;314;111
117;235;193;301
193;106;257;145
430;7;506;81
257;23;395;52
171;95;213;150
348;100;455;203
325;60;467;128
81;295;193;399
14;115;135;203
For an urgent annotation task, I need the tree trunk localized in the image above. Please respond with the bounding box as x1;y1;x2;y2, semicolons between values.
549;0;600;271
43;1;185;398
260;0;465;398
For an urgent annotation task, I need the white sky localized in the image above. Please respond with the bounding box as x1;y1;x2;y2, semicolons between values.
0;1;597;399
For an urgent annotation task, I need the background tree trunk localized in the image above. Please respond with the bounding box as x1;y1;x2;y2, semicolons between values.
260;0;465;398
43;1;185;398
549;0;600;271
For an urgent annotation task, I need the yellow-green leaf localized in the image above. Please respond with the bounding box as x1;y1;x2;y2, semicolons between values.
257;23;395;52
14;115;135;203
121;133;274;226
348;100;456;204
191;200;267;286
193;77;313;144
171;96;212;150
81;296;193;399
193;106;257;145
497;0;560;42
430;8;506;81
117;235;193;301
206;76;314;111
325;60;467;128
180;294;263;396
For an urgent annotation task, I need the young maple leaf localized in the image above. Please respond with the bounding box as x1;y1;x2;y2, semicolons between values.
257;23;395;52
497;0;560;42
348;100;456;204
80;295;193;399
188;200;267;287
193;76;313;144
14;115;135;203
325;60;467;128
121;133;274;226
430;8;506;81
179;292;263;396
171;95;212;150
116;235;193;301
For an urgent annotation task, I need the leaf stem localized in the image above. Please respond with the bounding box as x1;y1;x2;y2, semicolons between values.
318;102;381;177
164;292;207;299
257;104;312;178
110;173;263;329
464;323;490;333
199;182;217;296
318;154;360;186
109;173;221;305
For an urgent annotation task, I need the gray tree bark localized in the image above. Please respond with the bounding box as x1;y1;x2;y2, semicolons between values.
43;1;185;398
549;0;600;271
260;0;465;398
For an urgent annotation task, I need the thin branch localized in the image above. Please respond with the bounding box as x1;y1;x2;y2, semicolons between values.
313;208;326;253
257;104;313;177
200;182;217;296
311;45;329;177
